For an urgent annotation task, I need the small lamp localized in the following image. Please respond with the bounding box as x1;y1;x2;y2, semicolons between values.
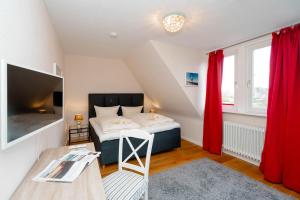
74;114;84;128
149;108;156;113
150;102;160;113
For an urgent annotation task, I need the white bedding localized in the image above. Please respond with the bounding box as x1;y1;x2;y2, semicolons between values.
96;116;140;132
89;114;180;142
128;113;174;127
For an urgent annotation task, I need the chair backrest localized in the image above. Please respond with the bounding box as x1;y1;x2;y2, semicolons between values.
118;129;154;180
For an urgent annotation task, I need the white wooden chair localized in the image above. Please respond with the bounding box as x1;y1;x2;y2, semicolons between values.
103;129;154;200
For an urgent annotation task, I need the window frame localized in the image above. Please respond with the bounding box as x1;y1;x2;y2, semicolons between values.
219;35;272;117
222;49;238;113
245;39;271;116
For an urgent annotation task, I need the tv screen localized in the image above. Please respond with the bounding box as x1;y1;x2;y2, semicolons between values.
1;62;63;149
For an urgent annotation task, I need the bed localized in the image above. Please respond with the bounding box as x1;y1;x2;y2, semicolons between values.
88;93;181;165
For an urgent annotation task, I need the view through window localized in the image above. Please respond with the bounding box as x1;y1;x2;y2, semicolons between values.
251;46;271;110
222;55;235;105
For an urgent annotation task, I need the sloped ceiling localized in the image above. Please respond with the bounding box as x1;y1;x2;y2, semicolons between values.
44;0;300;58
124;41;205;118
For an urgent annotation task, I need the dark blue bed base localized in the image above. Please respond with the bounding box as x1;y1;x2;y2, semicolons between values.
90;125;181;165
88;93;181;165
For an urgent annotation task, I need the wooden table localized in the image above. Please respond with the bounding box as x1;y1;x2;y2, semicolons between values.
11;143;106;200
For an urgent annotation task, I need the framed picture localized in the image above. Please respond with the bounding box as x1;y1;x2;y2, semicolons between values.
186;72;199;86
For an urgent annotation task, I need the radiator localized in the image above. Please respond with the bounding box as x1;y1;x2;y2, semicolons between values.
223;121;265;165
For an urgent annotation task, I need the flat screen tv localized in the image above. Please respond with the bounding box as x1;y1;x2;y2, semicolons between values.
1;60;63;149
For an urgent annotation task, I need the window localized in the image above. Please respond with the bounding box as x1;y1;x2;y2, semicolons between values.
222;55;235;105
220;36;271;116
250;46;271;111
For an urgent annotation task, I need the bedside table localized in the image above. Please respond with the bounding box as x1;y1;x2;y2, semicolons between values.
69;124;89;145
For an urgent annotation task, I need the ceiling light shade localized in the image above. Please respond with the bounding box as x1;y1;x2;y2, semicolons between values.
162;13;185;33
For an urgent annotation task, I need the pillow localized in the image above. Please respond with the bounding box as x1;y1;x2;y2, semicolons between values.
94;105;120;118
122;106;143;117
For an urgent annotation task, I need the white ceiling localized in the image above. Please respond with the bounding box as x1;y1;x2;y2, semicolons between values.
45;0;300;58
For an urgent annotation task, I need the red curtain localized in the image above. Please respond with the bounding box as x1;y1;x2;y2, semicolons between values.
203;50;224;155
260;24;300;193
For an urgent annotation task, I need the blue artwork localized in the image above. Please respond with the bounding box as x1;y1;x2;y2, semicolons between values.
186;72;199;86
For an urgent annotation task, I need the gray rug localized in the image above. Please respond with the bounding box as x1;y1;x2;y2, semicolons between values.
149;159;294;200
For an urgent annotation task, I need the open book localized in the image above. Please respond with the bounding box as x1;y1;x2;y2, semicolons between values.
33;148;100;183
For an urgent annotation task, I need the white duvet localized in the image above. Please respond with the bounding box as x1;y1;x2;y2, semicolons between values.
96;116;140;133
90;114;180;142
128;113;174;127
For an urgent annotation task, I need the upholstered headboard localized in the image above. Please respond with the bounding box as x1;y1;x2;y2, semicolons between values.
88;93;144;118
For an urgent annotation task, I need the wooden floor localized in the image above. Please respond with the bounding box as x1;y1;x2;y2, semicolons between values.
100;139;300;199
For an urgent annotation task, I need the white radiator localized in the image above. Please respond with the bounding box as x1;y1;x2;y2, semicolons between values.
223;121;265;165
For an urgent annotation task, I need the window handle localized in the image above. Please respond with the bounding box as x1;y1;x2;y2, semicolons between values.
234;81;238;88
247;80;251;88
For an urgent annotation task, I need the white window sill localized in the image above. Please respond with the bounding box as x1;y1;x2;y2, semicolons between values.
222;109;266;118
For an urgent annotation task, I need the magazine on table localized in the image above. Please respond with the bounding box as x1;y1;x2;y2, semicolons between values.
33;148;100;183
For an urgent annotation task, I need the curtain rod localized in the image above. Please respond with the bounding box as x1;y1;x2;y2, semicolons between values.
204;22;299;55
205;32;273;55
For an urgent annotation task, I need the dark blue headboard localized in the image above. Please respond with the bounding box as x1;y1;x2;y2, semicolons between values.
88;93;144;118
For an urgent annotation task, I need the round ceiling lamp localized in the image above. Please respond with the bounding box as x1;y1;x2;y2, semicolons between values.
162;13;185;33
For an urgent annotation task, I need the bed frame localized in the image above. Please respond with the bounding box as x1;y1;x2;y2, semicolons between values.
88;93;181;165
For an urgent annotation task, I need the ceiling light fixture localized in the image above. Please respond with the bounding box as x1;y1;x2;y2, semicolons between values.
109;32;118;38
162;13;185;33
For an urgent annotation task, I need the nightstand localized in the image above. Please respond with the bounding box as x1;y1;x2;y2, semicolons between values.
68;124;89;145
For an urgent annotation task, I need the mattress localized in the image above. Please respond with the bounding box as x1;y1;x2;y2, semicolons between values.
89;115;180;142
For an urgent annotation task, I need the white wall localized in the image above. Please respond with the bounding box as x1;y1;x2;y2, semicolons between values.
0;0;64;199
161;111;204;146
64;54;149;125
223;113;266;127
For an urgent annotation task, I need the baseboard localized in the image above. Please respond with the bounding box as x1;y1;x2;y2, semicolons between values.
181;136;202;146
223;150;260;166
